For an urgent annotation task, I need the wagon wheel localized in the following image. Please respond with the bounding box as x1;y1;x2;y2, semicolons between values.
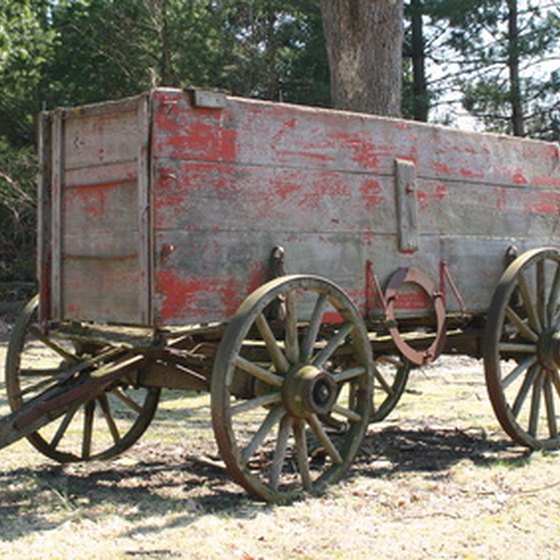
211;275;373;503
484;248;560;449
371;354;410;422
5;296;160;462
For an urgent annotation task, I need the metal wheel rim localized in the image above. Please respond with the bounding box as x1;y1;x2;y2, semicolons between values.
5;296;160;462
211;275;373;503
484;247;560;449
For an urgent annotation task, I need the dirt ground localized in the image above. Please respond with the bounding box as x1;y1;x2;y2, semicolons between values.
0;319;559;560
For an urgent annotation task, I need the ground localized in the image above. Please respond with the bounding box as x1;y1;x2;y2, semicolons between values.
0;320;559;560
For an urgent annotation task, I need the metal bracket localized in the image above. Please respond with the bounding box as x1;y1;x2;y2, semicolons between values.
189;88;227;110
269;246;286;279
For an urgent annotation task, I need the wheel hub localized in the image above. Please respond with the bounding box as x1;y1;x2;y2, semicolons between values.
537;329;560;371
283;364;338;417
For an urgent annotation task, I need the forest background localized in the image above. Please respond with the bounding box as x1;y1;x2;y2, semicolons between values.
0;0;558;285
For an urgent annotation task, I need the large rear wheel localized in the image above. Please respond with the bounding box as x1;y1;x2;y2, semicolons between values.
484;248;560;449
211;275;373;503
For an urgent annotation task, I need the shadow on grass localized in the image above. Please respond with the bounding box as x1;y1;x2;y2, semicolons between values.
0;425;538;542
356;424;533;477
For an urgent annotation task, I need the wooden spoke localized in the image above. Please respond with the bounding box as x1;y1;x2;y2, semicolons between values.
333;366;366;384
307;414;342;464
512;365;538;419
19;367;66;378
49;401;81;450
12;377;60;399
301;294;328;362
376;355;405;368
505;306;539;343
543;375;558;439
110;387;143;414
255;313;289;374
551;370;560;399
528;369;544;436
234;355;283;387
82;400;96;460
312;322;354;369
516;272;542;333
241;405;285;464
293;419;312;491
547;264;560;326
284;291;300;364
498;342;537;354
331;403;361;423
230;392;282;416
501;356;538;390
98;394;121;445
373;366;395;395
270;414;292;490
28;326;81;363
536;260;547;329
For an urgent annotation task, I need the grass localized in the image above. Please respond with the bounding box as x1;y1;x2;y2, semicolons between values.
1;332;560;559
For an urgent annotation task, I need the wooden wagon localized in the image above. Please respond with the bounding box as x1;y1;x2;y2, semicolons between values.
1;88;560;502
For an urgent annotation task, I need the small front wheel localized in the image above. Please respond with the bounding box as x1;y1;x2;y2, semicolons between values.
5;296;160;462
211;275;373;503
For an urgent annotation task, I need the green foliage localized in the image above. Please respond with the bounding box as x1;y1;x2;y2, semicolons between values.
0;138;36;281
0;0;55;145
426;0;560;138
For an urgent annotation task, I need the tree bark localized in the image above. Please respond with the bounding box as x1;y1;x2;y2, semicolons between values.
319;0;404;117
506;0;525;136
410;0;428;121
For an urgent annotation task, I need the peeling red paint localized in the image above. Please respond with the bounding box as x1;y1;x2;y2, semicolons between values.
459;167;484;179
433;183;446;202
512;169;528;185
392;291;431;310
157;269;241;321
532;176;560;188
526;192;560;215
157;262;266;323
64;181;136;219
359;179;383;209
434;163;453;175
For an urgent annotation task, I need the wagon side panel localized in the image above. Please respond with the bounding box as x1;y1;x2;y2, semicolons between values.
150;90;560;326
47;96;151;324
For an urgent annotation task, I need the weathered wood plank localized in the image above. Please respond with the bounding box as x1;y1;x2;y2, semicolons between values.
50;109;64;320
63;107;142;170
152;90;560;187
62;258;142;323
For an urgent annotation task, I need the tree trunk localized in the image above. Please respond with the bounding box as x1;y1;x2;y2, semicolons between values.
410;0;428;121
506;0;524;136
319;0;404;117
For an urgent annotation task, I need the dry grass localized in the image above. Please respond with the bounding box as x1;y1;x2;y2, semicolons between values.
1;323;560;559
